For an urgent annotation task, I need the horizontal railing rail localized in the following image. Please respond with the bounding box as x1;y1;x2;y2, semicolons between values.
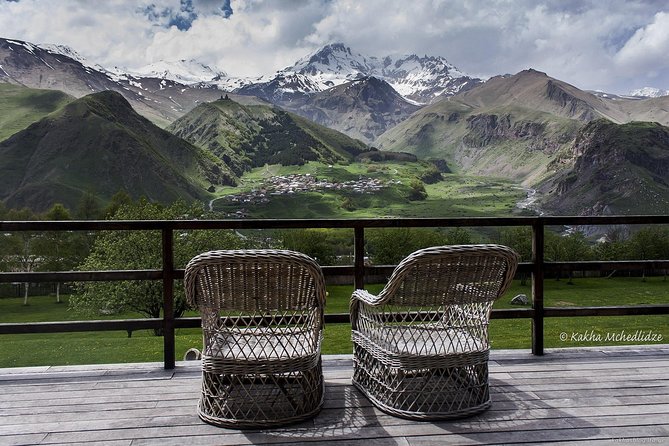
1;215;669;368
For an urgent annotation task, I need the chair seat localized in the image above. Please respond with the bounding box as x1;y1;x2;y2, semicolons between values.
354;324;487;355
352;327;488;370
203;328;321;374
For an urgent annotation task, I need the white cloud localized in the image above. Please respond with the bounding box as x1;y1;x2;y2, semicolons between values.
615;12;669;80
0;0;667;93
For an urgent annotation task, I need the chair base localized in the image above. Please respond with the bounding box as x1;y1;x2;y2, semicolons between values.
352;345;491;420
198;361;324;429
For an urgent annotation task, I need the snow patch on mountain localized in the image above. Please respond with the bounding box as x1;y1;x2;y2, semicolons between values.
131;60;227;85
39;44;87;64
37;43;124;80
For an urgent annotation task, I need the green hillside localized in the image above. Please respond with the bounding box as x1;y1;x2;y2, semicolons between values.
0;91;234;212
0;83;73;141
377;98;581;185
167;97;368;175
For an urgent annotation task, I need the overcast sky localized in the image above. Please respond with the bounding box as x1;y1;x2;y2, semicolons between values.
1;0;668;94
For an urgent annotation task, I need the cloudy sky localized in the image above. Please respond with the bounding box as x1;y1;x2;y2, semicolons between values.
1;0;668;94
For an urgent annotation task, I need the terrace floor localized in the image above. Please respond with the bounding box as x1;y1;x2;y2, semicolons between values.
1;346;668;446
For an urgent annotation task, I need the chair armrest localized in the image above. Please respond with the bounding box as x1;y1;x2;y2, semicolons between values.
350;289;387;331
351;289;385;306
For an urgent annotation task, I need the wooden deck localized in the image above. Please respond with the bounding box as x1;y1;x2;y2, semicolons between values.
1;346;668;446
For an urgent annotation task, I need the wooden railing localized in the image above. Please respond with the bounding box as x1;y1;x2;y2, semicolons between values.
1;216;669;369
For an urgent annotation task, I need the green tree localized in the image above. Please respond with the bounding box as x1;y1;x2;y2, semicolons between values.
626;227;669;281
71;200;246;331
499;227;532;261
444;227;472;245
1;208;40;305
34;204;76;303
498;226;532;286
104;190;133;218
367;228;448;265
407;179;428;201
545;230;592;284
76;192;102;220
595;239;627;262
280;229;336;265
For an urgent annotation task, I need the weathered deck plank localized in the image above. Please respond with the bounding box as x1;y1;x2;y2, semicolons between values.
0;347;667;446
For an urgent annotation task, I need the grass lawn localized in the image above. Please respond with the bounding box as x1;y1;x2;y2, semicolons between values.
1;276;667;367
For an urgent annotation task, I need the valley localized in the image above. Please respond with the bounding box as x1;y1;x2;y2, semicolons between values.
209;161;525;219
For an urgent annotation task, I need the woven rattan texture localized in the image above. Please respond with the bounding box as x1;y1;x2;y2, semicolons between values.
184;249;326;428
350;244;519;420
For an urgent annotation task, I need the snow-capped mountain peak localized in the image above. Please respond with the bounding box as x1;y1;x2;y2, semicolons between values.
131;59;227;85
629;87;669;98
291;43;373;76
277;43;373;93
259;42;482;104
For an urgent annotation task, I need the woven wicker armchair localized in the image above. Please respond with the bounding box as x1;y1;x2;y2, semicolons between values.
184;249;326;428
350;244;519;420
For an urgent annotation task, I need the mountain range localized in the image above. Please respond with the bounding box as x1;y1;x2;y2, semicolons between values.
0;38;482;142
3;36;669;218
229;43;481;105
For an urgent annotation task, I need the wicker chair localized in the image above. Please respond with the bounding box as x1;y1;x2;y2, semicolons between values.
350;244;519;420
184;249;326;428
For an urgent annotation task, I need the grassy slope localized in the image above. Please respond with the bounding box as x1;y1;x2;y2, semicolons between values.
167;99;368;176
1;276;667;366
0;83;73;141
376;100;580;186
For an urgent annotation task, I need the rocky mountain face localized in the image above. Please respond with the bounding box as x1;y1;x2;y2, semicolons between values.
540;120;669;215
285;76;420;143
0;91;234;212
1;38;127;98
167;97;368;175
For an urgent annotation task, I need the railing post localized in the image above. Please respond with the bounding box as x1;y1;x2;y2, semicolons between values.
162;227;175;369
532;219;545;355
354;226;365;290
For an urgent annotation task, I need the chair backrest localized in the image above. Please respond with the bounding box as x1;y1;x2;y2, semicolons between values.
184;249;326;314
377;244;519;307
